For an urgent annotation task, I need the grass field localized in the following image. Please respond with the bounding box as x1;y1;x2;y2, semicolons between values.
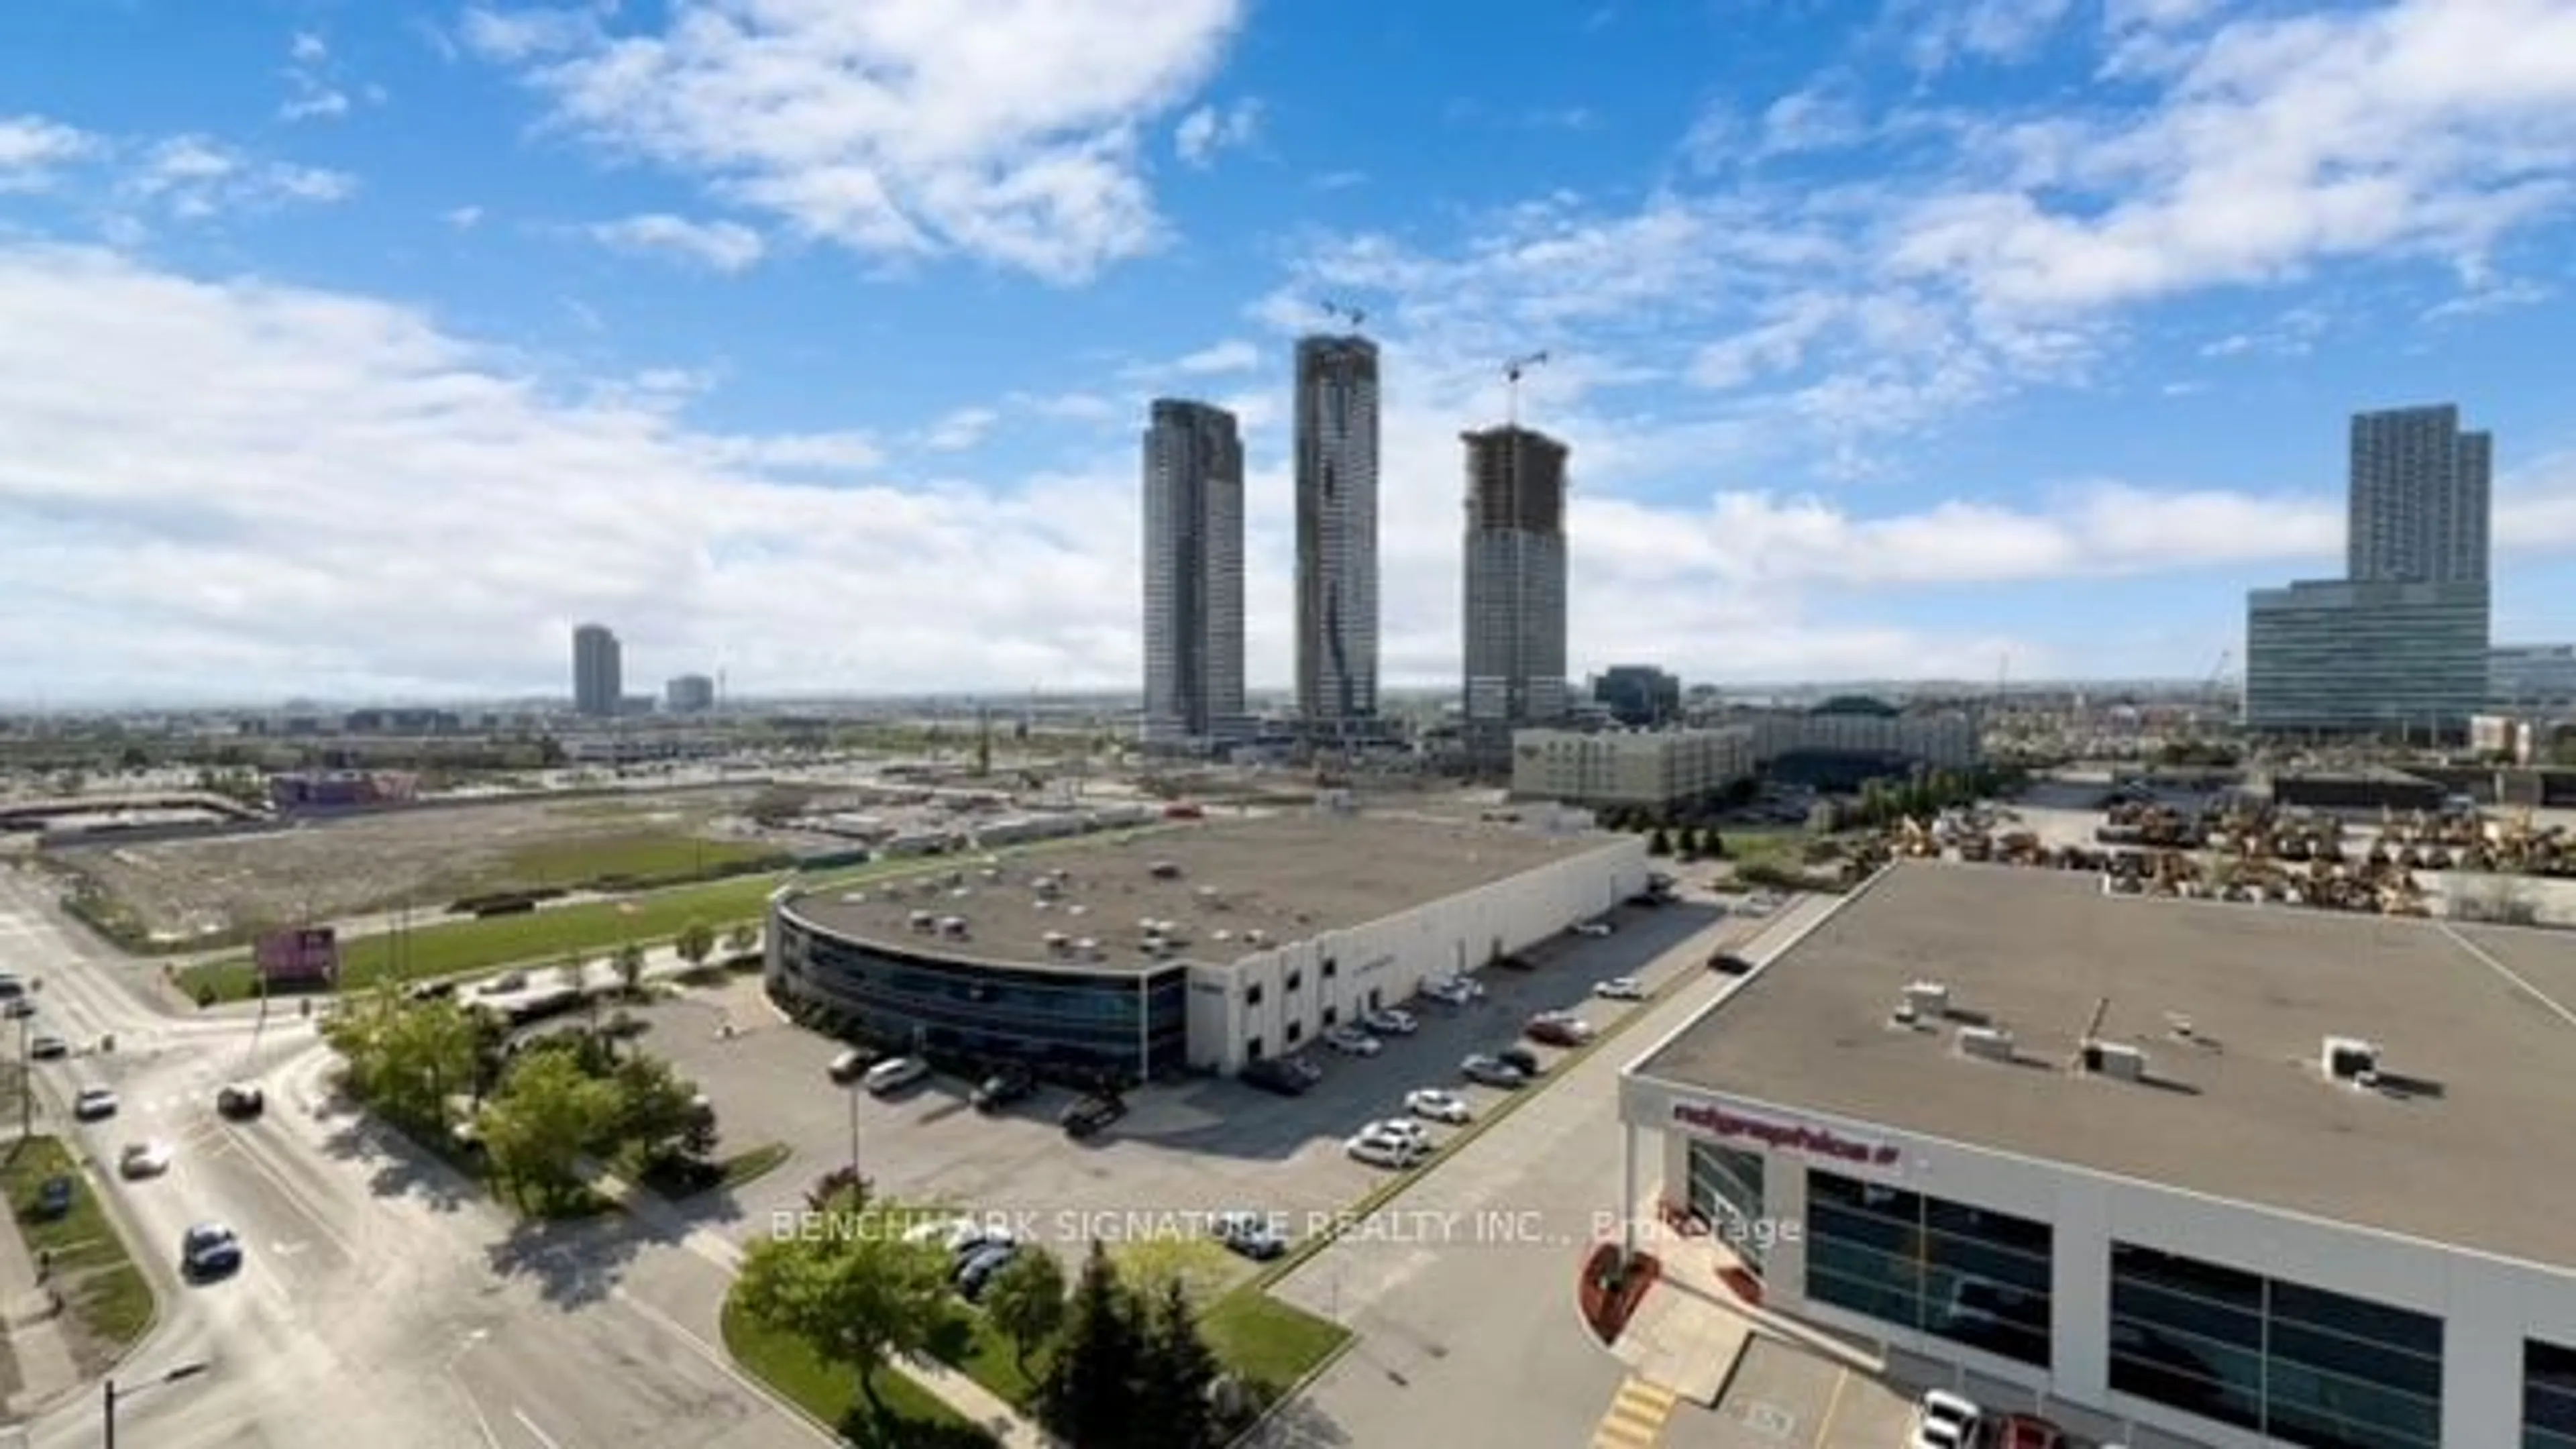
721;1297;998;1448
178;830;1159;1004
2;1136;155;1352
1198;1289;1350;1401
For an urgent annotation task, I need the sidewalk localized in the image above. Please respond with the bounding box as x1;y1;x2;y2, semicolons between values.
0;1138;85;1418
585;1163;1060;1449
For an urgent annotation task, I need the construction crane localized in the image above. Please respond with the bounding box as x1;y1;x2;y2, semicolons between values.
1320;299;1367;331
1503;351;1550;428
2205;648;2233;702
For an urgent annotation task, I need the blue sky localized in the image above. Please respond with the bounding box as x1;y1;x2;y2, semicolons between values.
3;0;2575;704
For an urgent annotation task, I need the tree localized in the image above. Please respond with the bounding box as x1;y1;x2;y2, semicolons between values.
1646;827;1671;857
983;1244;1069;1381
478;1049;621;1209
731;1207;951;1424
1040;1242;1145;1448
556;950;590;995
676;919;716;971
722;921;760;960
605;1053;708;1167
612;941;649;998
1138;1276;1220;1449
320;987;477;1132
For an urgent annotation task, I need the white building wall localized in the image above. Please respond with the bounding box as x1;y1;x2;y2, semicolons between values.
1191;837;1648;1072
1622;1076;2576;1448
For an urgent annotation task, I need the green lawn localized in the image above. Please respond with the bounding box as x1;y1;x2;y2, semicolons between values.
1198;1289;1350;1401
927;1311;1046;1409
1;1136;156;1350
178;829;1164;1004
721;1296;1000;1448
641;1141;792;1201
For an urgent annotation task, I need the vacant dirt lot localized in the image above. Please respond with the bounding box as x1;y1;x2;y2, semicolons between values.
50;788;794;942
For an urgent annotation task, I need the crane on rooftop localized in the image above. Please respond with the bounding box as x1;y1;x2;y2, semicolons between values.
1503;351;1550;429
1320;299;1368;332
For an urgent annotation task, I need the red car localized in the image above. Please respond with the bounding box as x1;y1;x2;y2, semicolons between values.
1524;1018;1583;1048
1991;1415;2068;1449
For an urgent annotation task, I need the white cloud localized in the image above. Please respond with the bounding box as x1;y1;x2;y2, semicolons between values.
918;407;999;453
280;30;359;123
1757;81;1868;156
290;32;329;65
468;0;1249;284
119;136;358;219
0;116;94;190
1897;0;2075;69
1171;339;1260;376
587;214;767;272
445;205;487;231
1174;99;1262;167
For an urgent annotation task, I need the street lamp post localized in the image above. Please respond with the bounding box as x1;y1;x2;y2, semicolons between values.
845;1083;861;1194
103;1360;210;1448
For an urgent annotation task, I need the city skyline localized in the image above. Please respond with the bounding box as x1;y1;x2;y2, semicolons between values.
6;3;2576;704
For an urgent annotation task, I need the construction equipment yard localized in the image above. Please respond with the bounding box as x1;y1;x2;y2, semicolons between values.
39;788;800;947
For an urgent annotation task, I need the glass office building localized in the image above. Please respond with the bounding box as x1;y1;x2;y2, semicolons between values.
771;912;1189;1082
2243;578;2489;733
1803;1168;2055;1370
1683;1141;1770;1271
2530;1339;2576;1449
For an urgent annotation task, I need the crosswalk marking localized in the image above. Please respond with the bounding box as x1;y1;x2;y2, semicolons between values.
1592;1378;1679;1448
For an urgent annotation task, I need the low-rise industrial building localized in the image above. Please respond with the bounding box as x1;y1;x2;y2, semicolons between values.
1620;860;2576;1449
1746;698;1982;780
769;808;1646;1081
1509;727;1754;813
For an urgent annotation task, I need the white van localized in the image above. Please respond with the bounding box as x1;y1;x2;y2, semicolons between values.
862;1057;929;1095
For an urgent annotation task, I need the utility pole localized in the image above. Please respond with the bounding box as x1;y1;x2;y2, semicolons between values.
104;1360;210;1448
17;1008;30;1142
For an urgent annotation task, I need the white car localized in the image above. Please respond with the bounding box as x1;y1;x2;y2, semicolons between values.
1344;1132;1424;1169
1593;976;1646;1001
1571;920;1614;938
1425;975;1485;1002
1359;1118;1432;1150
1404;1088;1471;1124
1323;1026;1381;1057
862;1057;929;1094
118;1141;172;1179
1912;1389;1982;1449
72;1087;118;1120
1360;1008;1417;1036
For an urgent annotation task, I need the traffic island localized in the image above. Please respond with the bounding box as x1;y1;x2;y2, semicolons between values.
1578;1243;1660;1344
1;1137;155;1368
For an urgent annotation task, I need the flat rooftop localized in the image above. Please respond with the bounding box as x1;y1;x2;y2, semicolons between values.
784;810;1625;976
1637;860;2576;1267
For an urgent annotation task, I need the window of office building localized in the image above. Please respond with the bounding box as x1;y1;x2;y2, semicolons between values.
1804;1169;2052;1369
2527;1339;2576;1449
1685;1142;1768;1270
2108;1243;2442;1449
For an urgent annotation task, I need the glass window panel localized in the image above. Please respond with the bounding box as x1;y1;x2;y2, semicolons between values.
2532;1340;2576;1393
2270;1279;2443;1356
1807;1263;1923;1331
2111;1279;2264;1350
2532;1383;2576;1436
1810;1168;1919;1220
1927;1309;2049;1368
2112;1242;2263;1311
1807;1236;1919;1294
2110;1348;2263;1433
2265;1393;2440;1449
2269;1320;2443;1399
1924;1197;2051;1254
2530;1428;2576;1449
2263;1356;2441;1440
1808;1201;1917;1256
1923;1231;2052;1294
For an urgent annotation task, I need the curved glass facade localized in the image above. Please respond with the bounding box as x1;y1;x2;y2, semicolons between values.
1803;1169;2054;1370
773;912;1189;1081
2108;1242;2443;1449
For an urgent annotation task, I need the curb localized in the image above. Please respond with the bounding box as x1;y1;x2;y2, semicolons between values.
4;1124;168;1425
1221;1328;1362;1449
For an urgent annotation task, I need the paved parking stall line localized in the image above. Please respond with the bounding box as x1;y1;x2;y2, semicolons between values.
1811;1368;1851;1448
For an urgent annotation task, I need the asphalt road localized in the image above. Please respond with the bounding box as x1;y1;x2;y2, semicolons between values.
0;865;830;1449
1250;895;1839;1449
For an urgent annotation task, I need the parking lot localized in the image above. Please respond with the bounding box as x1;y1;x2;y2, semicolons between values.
633;897;1731;1274
1659;1339;1916;1449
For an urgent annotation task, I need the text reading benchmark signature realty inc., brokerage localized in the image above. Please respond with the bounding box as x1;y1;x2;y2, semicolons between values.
771;1206;1802;1250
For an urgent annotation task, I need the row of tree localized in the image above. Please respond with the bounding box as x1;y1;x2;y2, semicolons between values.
735;1185;1241;1449
321;987;717;1212
1645;824;1728;859
543;918;760;1002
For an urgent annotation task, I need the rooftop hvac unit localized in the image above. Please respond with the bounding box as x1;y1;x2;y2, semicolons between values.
1042;930;1069;949
2084;1041;2148;1081
908;910;935;932
1244;929;1269;947
1903;981;1951;1018
1138;917;1160;932
938;916;969;937
2322;1035;2381;1083
1957;1026;2017;1063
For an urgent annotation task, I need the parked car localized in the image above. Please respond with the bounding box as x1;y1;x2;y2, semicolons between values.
1570;920;1614;938
1992;1414;2069;1449
72;1087;118;1120
1525;1018;1585;1048
119;1142;172;1179
1239;1059;1309;1097
1421;979;1475;1007
1344;1131;1424;1169
1061;1093;1126;1140
34;1175;73;1220
1210;1210;1287;1260
1495;1046;1544;1077
180;1223;244;1282
1360;1008;1417;1036
955;1241;1020;1300
1707;951;1754;975
1404;1087;1471;1124
1322;1026;1381;1057
2;998;34;1020
1460;1055;1526;1089
1285;1056;1325;1085
28;1034;68;1061
215;1083;265;1119
826;1046;877;1085
861;1057;928;1095
1430;974;1485;1000
1593;976;1646;1000
970;1067;1036;1112
1911;1389;1981;1449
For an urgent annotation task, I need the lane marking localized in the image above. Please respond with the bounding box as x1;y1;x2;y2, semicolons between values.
610;1286;839;1445
216;1124;361;1260
512;1407;565;1449
1811;1368;1853;1448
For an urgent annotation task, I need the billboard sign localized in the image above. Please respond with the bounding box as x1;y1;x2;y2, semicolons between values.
255;926;340;987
